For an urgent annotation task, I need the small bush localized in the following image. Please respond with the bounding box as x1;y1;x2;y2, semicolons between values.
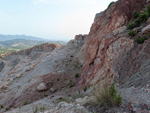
107;1;115;9
70;55;73;57
57;78;59;81
83;86;87;92
75;73;79;78
69;84;74;88
24;101;28;105
40;106;45;111
147;5;150;16
134;11;140;19
34;106;38;113
127;22;137;30
138;12;148;22
128;30;137;37
94;82;122;108
6;108;8;111
1;106;3;108
128;7;149;30
134;37;147;44
50;81;53;86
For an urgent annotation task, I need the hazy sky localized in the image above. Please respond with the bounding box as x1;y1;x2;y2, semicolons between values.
0;0;116;41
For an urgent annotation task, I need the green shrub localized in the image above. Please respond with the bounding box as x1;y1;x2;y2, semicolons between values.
57;78;59;81
147;5;150;16
5;108;8;111
127;22;138;30
40;106;45;111
94;82;122;108
128;30;137;37
70;55;73;57
1;106;3;108
83;86;87;92
107;1;115;9
134;11;140;19
24;101;28;105
138;12;148;22
134;37;147;44
50;81;53;86
69;84;74;88
128;7;149;30
75;73;79;78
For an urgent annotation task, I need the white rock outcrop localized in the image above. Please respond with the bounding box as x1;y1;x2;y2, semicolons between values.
142;24;150;34
37;82;47;91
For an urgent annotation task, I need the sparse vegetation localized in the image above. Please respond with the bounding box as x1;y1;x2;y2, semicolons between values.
94;82;122;108
40;106;45;111
5;108;8;111
83;86;87;92
69;84;74;88
128;30;137;36
147;5;150;16
128;5;150;30
61;98;70;103
75;73;79;78
34;106;38;113
138;12;148;22
50;81;53;86
134;11;140;19
24;101;28;105
57;78;59;81
134;37;147;44
107;1;115;9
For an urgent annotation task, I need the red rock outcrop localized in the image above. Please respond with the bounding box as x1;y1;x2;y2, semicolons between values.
78;0;149;86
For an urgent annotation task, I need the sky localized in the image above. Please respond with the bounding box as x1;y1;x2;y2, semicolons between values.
0;0;117;41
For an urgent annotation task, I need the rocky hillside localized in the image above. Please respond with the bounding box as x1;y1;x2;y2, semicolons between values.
0;0;150;113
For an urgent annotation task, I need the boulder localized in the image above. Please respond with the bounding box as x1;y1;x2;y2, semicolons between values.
37;82;47;91
0;84;7;90
50;88;55;92
142;24;150;34
25;69;30;72
75;96;96;106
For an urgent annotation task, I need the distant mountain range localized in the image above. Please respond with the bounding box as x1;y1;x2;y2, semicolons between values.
0;34;67;46
0;34;47;41
0;35;67;54
0;39;45;47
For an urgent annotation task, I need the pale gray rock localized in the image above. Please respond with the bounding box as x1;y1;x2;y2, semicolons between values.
37;82;47;91
142;24;150;34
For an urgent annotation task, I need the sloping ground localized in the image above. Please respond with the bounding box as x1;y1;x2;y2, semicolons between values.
0;0;150;113
0;35;88;112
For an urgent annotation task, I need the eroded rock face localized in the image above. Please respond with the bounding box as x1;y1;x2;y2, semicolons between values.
78;0;147;86
114;38;150;87
67;34;87;46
